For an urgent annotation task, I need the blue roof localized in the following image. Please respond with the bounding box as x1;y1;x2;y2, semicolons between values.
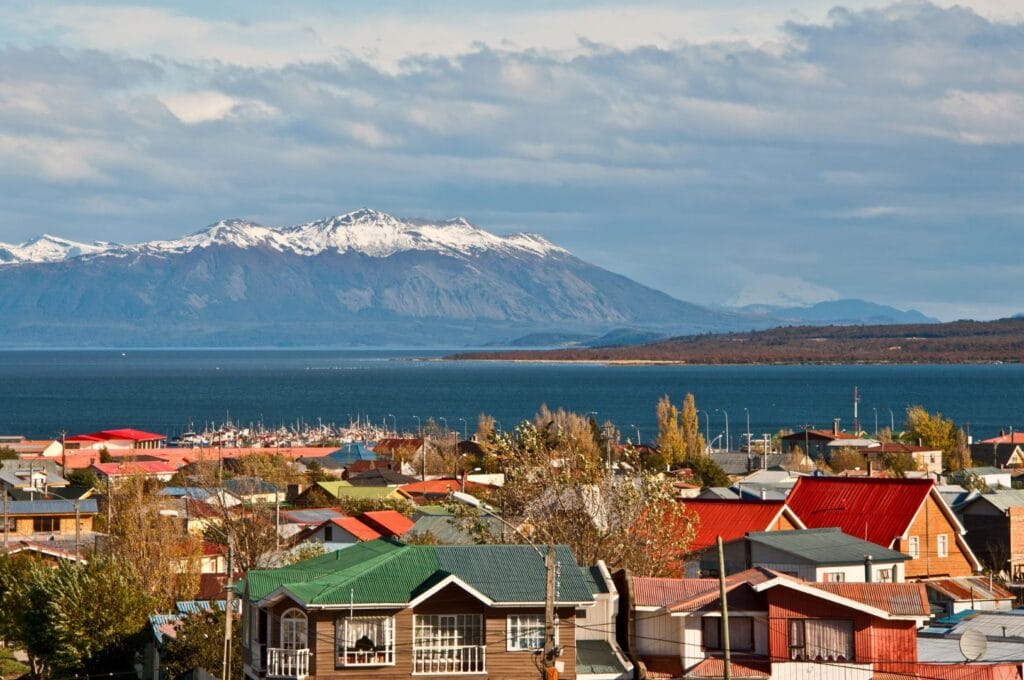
148;613;181;645
175;599;237;614
158;487;212;500
5;499;98;515
326;442;377;464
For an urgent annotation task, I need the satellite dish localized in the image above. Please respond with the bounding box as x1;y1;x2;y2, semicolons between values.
960;629;988;662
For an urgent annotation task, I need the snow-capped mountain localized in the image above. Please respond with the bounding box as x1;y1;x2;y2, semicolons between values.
0;208;737;347
0;234;108;264
0;209;567;266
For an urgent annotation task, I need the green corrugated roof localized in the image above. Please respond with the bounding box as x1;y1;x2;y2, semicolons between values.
582;565;609;595
244;539;594;606
576;640;628;675
745;527;910;565
316;481;397;500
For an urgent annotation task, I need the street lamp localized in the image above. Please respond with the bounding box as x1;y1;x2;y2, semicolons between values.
629;424;641;445
743;408;751;452
888;409;895;432
451;491;559;676
872;408;878;436
439;417;448;436
387;413;397;435
698;411;711;451
413;415;421;436
716;409;730;452
458;418;468;441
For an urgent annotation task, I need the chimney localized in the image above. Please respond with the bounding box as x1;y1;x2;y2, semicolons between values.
864;555;873;583
867;458;873;476
833;418;840;436
760;488;767;500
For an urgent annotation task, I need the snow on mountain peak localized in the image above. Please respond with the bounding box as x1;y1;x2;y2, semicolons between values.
0;209;569;264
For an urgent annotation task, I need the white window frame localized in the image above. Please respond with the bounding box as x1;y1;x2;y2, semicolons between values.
822;572;846;583
937;534;949;558
876;568;893;583
506;614;554;651
336;615;395;667
907;536;920;559
280;608;308;651
412;614;485;674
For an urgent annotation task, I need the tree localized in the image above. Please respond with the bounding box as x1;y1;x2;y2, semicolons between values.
949;428;973;472
19;558;154;677
286;542;325;565
829;447;866;473
162;608;241;680
104;473;202;607
304;459;331;483
456;418;698;576
680;393;705;458
656;396;686;463
98;446;113;463
904;406;958;467
682;454;731;488
65;468;99;488
334;496;416;518
0;446;16;461
0;554;40;677
883;452;916;478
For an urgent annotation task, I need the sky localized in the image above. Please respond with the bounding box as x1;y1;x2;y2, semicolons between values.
1;1;1023;320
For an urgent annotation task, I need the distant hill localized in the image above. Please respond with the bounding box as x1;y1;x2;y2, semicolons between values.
734;299;938;325
449;318;1024;364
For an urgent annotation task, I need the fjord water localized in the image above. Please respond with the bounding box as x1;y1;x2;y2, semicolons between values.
0;350;1021;442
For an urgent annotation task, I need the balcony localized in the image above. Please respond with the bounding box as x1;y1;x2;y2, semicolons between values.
413;645;486;674
267;647;310;679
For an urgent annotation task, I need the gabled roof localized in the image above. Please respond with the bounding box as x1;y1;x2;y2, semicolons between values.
223;476;279;495
329;517;382;541
681;499;805;552
809;582;930;617
959;489;1024;513
741;527;910;566
4;499;99;515
243;539;594;607
399;478;488;496
359;510;414;537
314;482;398;500
69;428;165;442
325;442;378;464
785;476;933;548
280;507;345;525
346;468;418;487
980;433;1024;445
373;438;424;455
925;576;1015;603
632;576;718;608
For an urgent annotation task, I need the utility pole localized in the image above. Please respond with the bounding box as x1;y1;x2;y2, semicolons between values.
222;540;235;680
544;543;557;678
717;536;731;680
3;490;8;550
74;498;81;561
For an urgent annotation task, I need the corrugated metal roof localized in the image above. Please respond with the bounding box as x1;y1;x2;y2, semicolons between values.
632;576;718;607
4;499;98;515
684;657;771;679
359;510;414;537
576;640;628;676
951;612;1024;639
584;565;610;595
330;517;382;541
812;582;930;616
964;490;1024;513
280;507;345;524
681;499;792;551
244;539;593;606
744;527;909;565
785;476;932;548
926;577;1015;603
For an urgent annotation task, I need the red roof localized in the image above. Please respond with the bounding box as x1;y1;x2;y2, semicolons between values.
632;576;718;607
357;510;414;537
399;478;488;496
681;499;799;552
812;582;929;616
685;657;771;679
92;460;179;476
980;433;1024;445
786;476;932;548
68;428;165;443
329;517;382;541
781;429;856;441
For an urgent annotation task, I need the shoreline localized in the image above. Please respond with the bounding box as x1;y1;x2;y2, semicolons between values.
439;357;1017;367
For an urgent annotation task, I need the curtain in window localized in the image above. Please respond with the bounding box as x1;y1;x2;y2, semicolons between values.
790;619;853;661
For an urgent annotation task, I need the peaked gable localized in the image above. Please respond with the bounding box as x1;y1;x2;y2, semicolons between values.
682;499;805;552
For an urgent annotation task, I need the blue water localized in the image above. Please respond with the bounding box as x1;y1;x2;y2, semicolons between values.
0;350;1021;444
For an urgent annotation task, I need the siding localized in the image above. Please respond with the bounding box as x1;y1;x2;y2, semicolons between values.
8;515;92;536
897;494;974;579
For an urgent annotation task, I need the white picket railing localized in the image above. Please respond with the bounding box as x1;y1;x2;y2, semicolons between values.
413;645;486;674
267;647;310;679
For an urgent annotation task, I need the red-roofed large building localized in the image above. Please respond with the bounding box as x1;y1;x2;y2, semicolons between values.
785;476;980;579
90;460;179;483
624;568;941;680
681;499;805;554
66;428;166;451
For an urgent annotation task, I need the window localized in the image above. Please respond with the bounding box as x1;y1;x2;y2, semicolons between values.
413;614;485;674
702;617;754;652
33;516;58;533
507;615;555;651
788;619;854;661
280;609;308;651
907;536;920;558
336;616;395;666
822;572;846;583
876;568;893;583
3;516;15;532
937;534;948;558
324;525;333;541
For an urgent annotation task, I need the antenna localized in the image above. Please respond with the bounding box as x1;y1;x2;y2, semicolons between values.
959;629;987;662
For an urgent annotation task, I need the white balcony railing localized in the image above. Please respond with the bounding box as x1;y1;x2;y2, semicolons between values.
267;647;310;679
413;645;486;674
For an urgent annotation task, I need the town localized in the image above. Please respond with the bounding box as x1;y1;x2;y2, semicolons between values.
3;398;1024;680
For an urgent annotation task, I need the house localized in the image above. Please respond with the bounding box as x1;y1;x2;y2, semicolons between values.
239;539;622;680
2;539;88;564
917;612;1024;671
863;441;944;476
65;428;166;450
293;481;405;507
90;460;179;483
0;459;69;496
290;516;382;551
357;510;415;538
623;567;932;679
951;467;1013;490
697;528;910;583
680;499;805;575
0;436;63;458
398;478;491;505
159;486;242;508
224;476;282;504
786;477;982;579
924;577;1016;616
956;490;1024;578
972;432;1024;469
779;426;856;459
575;561;633;679
372;437;424;461
1;498;97;538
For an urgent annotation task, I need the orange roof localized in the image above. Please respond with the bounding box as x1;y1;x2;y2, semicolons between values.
330;517;382;541
681;499;802;552
812;582;929;616
686;657;771;679
399;478;489;496
92;461;179;476
632;576;718;607
980;432;1024;445
358;510;414;537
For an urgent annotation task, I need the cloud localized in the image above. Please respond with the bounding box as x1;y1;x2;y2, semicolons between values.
0;2;1022;319
728;275;841;307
